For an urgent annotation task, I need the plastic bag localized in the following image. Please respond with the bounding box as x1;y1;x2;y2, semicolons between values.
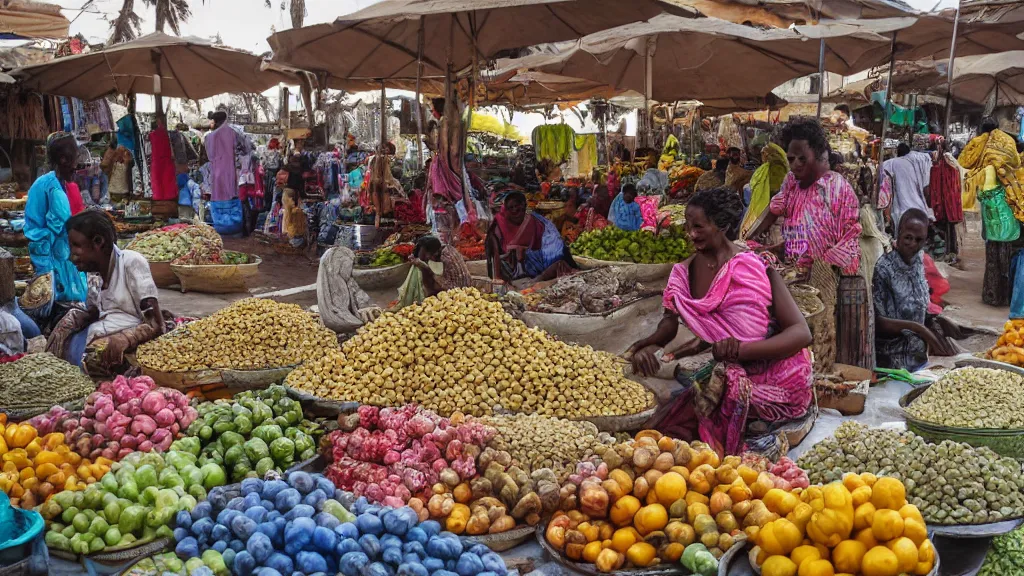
0;492;44;552
979;185;1020;242
209;198;243;235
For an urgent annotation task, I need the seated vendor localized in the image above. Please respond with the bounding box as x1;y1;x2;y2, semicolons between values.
609;184;643;231
398;236;472;308
46;211;165;373
486;191;574;284
873;209;957;370
628;187;813;456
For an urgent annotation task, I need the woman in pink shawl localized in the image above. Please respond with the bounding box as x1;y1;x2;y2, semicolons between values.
627;188;812;456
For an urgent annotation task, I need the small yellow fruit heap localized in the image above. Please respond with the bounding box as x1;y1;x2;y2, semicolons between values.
990;319;1024;366
754;474;937;576
287;288;654;417
0;419;112;509
545;429;796;573
137;298;338;371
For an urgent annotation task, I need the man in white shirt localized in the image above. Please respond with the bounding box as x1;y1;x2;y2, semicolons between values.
883;143;934;227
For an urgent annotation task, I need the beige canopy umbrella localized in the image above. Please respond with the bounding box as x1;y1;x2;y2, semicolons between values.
0;1;69;39
267;0;693;84
500;13;911;104
889;51;1024;107
838;10;1024;72
13;32;297;100
823;76;881;104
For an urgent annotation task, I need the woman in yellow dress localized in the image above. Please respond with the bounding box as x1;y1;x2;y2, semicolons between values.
958;118;1024;305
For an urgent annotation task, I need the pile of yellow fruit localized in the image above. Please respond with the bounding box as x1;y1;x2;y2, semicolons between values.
137;298;338;372
0;418;112;509
545;430;798;572
989;319;1024;366
753;474;936;576
287;289;653;417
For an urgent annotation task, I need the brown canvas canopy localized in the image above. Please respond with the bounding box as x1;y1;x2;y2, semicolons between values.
837;10;1024;72
13;32;297;100
0;1;69;39
889;51;1024;107
267;0;694;83
499;13;911;104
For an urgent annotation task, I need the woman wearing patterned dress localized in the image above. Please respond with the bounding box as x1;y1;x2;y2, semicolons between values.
873;209;956;370
748;118;862;276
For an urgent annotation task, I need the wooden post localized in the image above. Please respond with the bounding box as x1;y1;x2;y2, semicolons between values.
875;32;899;208
414;17;425;170
0;249;13;305
816;39;826;118
943;0;963;138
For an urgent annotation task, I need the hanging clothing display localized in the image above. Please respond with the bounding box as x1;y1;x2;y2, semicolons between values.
532;124;577;164
148;125;177;201
116;115;136;156
930;153;964;224
204;124;239;202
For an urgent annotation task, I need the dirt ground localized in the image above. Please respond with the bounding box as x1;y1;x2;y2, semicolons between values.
157;223;1008;361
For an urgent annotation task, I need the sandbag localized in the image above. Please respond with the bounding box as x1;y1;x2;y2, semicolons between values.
209;199;243;235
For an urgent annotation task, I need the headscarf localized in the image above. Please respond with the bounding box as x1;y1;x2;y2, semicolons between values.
958;129;1023;216
317;246;371;333
740;143;789;237
608;193;644;231
46;131;75;149
494;203;542;252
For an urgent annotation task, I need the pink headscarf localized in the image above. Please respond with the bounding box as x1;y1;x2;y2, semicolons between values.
663;251;773;344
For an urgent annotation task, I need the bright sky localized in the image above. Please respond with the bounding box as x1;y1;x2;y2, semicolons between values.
59;0;956;53
51;0;959;133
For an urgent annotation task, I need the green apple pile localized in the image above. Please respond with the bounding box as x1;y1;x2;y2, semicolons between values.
39;450;227;555
571;228;692;264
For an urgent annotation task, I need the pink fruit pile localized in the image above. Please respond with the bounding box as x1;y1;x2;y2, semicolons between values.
28;375;198;461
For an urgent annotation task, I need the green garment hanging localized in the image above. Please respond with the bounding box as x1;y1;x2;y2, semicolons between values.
532;124;578;164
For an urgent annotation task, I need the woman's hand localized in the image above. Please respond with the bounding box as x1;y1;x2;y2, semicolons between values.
915;325;956;356
626;343;662;377
409;257;429;271
101;334;130;366
712;338;741;363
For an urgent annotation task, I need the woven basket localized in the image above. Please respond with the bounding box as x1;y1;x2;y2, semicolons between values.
808;261;838;373
170;255;261;293
49;537;171;565
352;262;411;290
148;261;177;288
901;383;1024;459
538;522;747;576
467;525;535;552
573;256;675;283
520;294;663;340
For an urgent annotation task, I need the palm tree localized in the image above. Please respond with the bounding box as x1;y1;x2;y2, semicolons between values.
109;0;195;44
109;0;142;44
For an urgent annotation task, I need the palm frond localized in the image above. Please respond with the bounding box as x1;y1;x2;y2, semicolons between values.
109;0;142;44
142;0;192;34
